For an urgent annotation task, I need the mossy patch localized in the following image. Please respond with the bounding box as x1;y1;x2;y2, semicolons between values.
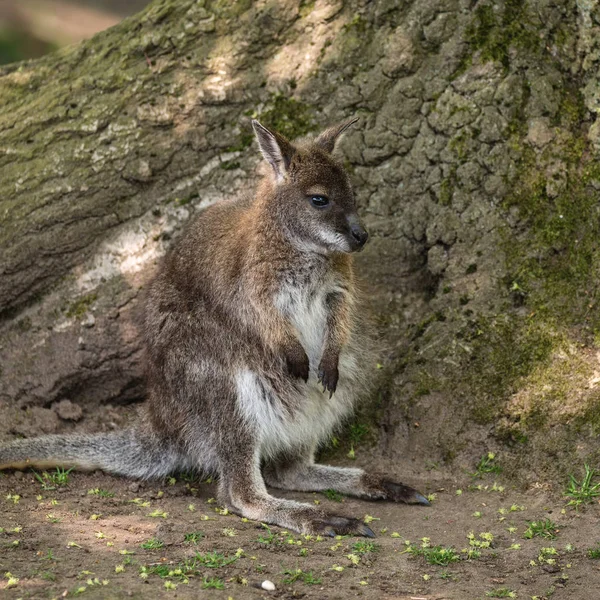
329;13;375;72
298;0;316;19
502;140;600;341
210;0;252;19
65;293;97;319
465;0;540;70
439;168;457;205
461;132;600;433
219;159;241;171
455;314;556;424
225;130;254;153
254;93;316;140
499;340;596;436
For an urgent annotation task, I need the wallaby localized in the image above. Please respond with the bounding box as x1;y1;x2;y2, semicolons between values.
0;118;429;536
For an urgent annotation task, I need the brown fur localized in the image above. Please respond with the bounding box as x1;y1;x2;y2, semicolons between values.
0;118;429;536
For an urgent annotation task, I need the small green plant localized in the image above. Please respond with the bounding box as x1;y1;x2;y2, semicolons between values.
141;558;198;581
588;544;600;559
194;551;237;568
352;540;380;555
472;453;502;477
565;464;600;508
282;568;305;584
142;565;170;578
33;468;73;489
523;519;558;540
87;488;114;498
349;422;369;444
257;524;277;545
140;538;164;550
302;571;321;585
46;515;62;523
202;576;224;589
322;489;343;502
486;588;516;598
407;544;461;566
183;531;204;544
282;568;322;585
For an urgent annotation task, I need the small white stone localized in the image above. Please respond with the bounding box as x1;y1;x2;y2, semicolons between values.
261;580;275;591
82;313;95;328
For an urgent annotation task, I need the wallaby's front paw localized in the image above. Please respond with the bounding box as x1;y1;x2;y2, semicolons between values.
285;342;309;382
381;479;430;506
308;515;375;538
317;355;339;397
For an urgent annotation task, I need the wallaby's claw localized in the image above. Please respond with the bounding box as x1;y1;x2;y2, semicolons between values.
361;524;376;538
381;479;431;506
317;363;338;397
413;492;431;506
310;515;375;538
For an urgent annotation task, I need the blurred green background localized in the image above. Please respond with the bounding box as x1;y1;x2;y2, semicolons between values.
0;0;149;65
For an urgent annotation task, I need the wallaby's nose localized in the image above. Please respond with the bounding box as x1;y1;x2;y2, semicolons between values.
350;223;369;248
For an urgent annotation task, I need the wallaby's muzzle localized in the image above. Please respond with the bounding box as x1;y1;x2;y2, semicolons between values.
348;222;369;252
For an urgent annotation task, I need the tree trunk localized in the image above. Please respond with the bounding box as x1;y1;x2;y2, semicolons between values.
1;0;599;481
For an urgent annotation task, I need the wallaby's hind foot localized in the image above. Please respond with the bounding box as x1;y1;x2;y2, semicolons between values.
310;515;375;538
377;478;430;506
264;460;431;506
218;456;375;537
225;492;375;538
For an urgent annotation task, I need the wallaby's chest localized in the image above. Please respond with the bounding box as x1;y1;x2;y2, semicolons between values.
275;267;344;364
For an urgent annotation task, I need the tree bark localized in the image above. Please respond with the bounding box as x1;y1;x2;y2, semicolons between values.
1;0;599;481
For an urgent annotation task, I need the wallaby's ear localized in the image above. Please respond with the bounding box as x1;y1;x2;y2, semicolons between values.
252;120;296;182
314;117;359;153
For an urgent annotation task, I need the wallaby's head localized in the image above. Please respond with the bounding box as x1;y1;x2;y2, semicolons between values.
251;118;368;254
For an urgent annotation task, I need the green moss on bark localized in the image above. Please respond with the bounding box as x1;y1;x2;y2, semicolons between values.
65;293;97;319
257;94;316;140
466;0;540;70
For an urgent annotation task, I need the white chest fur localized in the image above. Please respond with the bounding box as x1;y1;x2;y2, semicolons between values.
275;273;345;367
233;271;355;459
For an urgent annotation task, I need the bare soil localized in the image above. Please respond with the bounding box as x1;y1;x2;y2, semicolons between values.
1;448;599;600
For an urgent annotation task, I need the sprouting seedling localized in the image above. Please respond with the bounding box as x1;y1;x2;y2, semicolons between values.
87;488;114;497
322;489;343;502
140;538;164;550
201;577;224;589
523;518;558;540
46;514;61;523
183;531;204;545
565;463;600;508
282;568;321;584
194;551;238;568
472;453;502;478
486;588;516;598
33;468;73;490
587;544;600;559
352;540;380;555
406;543;461;566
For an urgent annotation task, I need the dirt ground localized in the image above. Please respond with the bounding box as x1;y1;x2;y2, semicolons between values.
1;443;599;600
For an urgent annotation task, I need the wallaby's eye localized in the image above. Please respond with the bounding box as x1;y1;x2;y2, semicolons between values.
309;195;330;208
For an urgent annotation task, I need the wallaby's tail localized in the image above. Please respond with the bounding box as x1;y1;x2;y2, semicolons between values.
0;429;181;479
